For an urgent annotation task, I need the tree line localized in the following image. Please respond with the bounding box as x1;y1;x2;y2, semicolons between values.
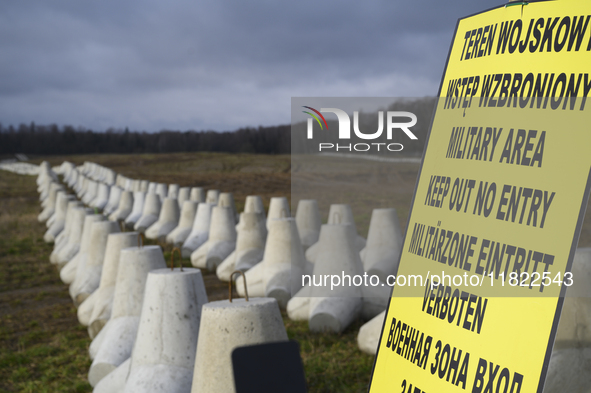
0;124;291;155
0;98;434;156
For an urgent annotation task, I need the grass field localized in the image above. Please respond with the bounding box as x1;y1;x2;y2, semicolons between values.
2;152;590;393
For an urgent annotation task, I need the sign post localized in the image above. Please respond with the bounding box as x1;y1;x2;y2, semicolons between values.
369;1;591;392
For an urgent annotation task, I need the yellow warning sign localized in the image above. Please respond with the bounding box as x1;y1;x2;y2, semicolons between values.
369;1;591;392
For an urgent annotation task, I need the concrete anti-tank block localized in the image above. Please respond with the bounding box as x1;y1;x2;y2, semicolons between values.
93;357;129;393
191;297;288;393
88;232;139;338
295;199;321;252
88;245;166;385
360;208;403;283
55;207;90;268
120;268;208;393
266;196;290;229
357;310;385;355
134;193;161;233
60;214;105;284
166;200;198;245
191;205;236;271
124;191;145;228
305;204;366;263
236;218;308;309
189;187;205;202
145;197;180;241
70;220;120;308
109;190;134;222
50;200;83;263
287;223;365;333
205;189;219;204
182;202;214;258
217;211;267;282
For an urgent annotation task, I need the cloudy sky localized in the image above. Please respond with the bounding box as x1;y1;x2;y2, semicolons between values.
0;0;504;132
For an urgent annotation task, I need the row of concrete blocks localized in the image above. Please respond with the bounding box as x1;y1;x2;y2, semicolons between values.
36;162;291;392
39;161;405;356
47;161;407;335
0;161;41;175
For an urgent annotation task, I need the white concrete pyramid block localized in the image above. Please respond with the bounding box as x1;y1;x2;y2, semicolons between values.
306;204;366;263
109;191;134;222
155;183;168;202
236;218;308;309
191;205;236;271
44;192;75;243
72;176;84;197
93;183;111;210
190;187;205;203
38;174;53;202
50;200;83;263
205;189;219;204
244;195;266;216
38;183;62;223
191;297;288;393
168;183;180;199
60;214;105;284
130;180;140;192
77;176;90;199
124;191;145;228
287;223;364;333
360;208;403;282
52;200;82;250
83;180;99;206
147;182;157;194
139;180;149;193
357;310;385;355
166;200;198;245
181;202;214;258
55;207;91;269
70;220;120;307
120;268;208;393
88;245;166;384
103;186;123;216
295;199;321;251
267;196;290;229
219;192;238;222
93;358;129;393
88;232;139;339
134;193;161;233
145;197;180;241
177;186;190;208
216;211;267;282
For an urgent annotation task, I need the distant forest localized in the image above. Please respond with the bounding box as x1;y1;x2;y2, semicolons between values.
0;98;435;156
0;124;291;155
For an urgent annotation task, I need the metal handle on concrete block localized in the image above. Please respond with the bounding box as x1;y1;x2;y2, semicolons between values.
333;211;341;224
170;247;183;271
229;270;249;302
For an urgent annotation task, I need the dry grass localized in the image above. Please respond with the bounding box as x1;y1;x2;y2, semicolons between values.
0;170;93;393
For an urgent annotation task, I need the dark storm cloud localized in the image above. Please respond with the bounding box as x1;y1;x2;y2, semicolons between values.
0;0;504;131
